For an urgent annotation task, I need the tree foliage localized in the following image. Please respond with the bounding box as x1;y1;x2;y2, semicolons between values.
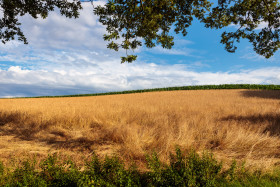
94;0;212;62
204;0;280;59
94;0;280;62
0;0;280;63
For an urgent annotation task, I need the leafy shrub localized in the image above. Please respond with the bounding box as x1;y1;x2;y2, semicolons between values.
0;148;279;186
81;154;141;186
146;148;222;186
40;153;81;186
6;159;47;186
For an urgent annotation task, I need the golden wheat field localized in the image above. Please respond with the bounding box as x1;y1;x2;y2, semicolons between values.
0;89;280;171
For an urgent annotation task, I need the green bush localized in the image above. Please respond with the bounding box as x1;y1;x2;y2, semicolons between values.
40;153;82;186
145;148;223;186
81;154;140;186
0;148;279;186
4;159;47;186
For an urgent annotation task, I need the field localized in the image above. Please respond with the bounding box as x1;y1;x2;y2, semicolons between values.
0;89;280;172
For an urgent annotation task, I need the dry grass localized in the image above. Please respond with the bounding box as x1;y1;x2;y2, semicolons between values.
0;89;280;171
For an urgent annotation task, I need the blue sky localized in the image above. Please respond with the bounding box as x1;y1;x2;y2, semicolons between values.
0;1;280;98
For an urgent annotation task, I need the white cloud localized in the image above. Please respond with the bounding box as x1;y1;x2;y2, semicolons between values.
149;46;196;56
1;50;280;97
15;1;109;52
143;38;200;57
229;20;269;30
256;22;269;30
240;46;280;62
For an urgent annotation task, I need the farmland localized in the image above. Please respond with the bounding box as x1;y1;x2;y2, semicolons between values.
0;88;280;174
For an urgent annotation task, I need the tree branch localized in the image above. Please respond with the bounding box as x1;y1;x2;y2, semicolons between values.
263;0;273;16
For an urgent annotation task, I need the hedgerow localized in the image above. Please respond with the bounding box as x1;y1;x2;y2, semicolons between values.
0;148;279;186
12;84;280;99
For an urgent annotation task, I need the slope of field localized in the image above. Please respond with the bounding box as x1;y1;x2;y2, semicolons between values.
15;84;280;98
0;89;280;171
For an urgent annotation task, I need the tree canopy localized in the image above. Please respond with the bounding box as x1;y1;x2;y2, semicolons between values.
1;0;280;63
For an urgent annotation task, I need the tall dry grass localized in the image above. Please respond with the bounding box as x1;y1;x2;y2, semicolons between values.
0;89;280;171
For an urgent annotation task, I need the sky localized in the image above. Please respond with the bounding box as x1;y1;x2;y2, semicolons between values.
0;1;280;98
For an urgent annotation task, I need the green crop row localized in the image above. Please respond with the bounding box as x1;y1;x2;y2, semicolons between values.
14;84;280;99
1;148;280;186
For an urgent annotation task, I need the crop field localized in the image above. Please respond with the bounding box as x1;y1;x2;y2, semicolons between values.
0;89;280;171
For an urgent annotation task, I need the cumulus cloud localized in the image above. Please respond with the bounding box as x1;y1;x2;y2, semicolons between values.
1;51;280;98
19;1;107;51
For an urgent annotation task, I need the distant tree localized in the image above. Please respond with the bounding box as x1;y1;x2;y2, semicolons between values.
1;0;280;63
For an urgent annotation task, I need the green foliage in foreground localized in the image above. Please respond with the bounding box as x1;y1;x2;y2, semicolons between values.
15;84;280;99
0;148;280;186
